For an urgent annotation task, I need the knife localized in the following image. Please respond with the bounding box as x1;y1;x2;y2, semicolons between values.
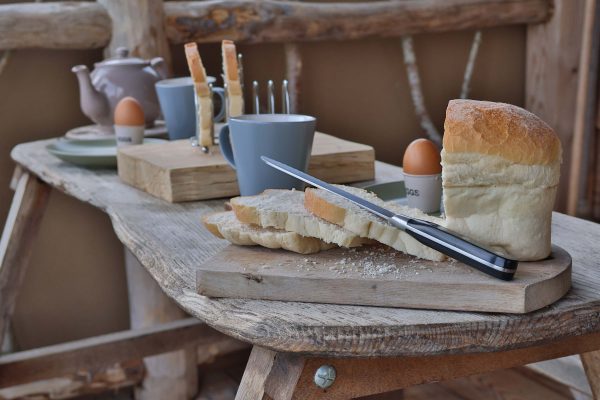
261;156;518;281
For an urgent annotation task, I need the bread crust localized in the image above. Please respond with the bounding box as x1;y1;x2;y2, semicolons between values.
443;99;561;165
304;188;347;226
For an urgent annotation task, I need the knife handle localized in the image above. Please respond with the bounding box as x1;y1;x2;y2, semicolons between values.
391;216;518;280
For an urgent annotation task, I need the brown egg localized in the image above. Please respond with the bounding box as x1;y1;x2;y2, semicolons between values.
402;138;442;175
114;97;145;126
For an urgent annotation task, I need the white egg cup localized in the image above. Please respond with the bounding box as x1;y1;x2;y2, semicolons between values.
115;125;144;148
403;172;442;213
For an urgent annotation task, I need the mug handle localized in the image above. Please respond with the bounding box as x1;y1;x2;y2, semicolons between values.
212;87;226;122
219;124;236;170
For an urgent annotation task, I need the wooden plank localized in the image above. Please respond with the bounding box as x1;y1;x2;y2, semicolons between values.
0;318;222;388
164;0;551;44
0;172;51;344
117;132;376;202
580;350;600;399
98;0;172;70
568;0;600;216
197;245;571;314
11;140;600;358
526;0;586;212
0;360;144;400
0;0;551;50
235;347;278;400
0;2;110;50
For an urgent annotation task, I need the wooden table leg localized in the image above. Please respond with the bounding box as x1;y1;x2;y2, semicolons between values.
235;346;305;400
125;250;198;400
580;351;600;398
0;171;51;346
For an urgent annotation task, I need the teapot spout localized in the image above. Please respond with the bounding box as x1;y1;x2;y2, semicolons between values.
72;65;112;126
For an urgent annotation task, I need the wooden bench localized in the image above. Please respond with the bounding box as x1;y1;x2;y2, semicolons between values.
3;139;600;399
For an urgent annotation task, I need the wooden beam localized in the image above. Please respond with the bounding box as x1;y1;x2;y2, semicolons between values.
0;2;110;50
0;360;144;400
0;172;51;344
165;0;551;44
0;0;551;50
580;350;600;399
526;0;586;213
0;318;223;388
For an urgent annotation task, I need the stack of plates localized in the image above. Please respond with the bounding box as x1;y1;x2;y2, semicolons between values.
47;137;166;168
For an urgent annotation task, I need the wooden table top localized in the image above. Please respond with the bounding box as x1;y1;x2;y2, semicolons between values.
11;139;600;358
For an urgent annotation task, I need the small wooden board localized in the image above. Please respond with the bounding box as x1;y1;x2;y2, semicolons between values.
117;132;375;202
196;245;572;314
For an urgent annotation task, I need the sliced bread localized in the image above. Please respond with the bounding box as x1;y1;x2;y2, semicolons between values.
305;185;446;261
203;211;335;254
230;189;368;248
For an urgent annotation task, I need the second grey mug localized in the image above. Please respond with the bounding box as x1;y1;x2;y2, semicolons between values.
219;114;316;196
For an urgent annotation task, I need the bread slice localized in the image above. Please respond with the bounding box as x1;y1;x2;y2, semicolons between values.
203;211;335;254
230;190;369;248
221;40;243;118
305;186;446;261
185;42;213;147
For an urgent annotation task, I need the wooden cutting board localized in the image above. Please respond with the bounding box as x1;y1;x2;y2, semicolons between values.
196;245;572;314
117;132;375;202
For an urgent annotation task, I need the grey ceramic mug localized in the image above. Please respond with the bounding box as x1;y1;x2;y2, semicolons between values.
219;114;316;196
155;77;225;140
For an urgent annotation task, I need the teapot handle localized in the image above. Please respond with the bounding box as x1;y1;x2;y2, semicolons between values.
151;57;169;80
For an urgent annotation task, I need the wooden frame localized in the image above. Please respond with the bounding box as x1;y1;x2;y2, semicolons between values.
238;331;600;399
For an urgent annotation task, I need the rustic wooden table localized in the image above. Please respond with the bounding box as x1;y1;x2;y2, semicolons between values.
4;138;600;399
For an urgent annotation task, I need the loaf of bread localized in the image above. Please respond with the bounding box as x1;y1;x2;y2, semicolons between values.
442;100;562;261
230;189;370;248
305;185;446;261
203;211;335;254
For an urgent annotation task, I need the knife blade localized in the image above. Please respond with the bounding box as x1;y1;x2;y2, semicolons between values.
261;156;518;281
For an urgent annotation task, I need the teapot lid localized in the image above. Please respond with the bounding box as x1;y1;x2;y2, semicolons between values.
95;47;150;67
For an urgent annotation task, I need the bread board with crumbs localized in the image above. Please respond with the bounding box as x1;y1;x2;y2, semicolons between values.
117;131;375;202
196;245;572;314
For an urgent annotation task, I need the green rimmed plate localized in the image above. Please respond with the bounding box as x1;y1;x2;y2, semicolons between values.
47;138;167;168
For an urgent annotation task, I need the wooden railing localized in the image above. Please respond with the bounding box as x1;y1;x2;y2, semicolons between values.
0;0;551;49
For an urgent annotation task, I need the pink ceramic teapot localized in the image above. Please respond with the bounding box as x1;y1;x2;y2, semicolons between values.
72;47;168;128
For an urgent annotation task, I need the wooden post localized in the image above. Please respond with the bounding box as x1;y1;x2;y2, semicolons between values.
0;171;51;345
525;0;586;212
97;0;172;70
125;250;198;400
568;0;600;216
